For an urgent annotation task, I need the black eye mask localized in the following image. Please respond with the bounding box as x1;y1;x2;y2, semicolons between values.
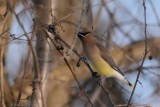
77;32;90;38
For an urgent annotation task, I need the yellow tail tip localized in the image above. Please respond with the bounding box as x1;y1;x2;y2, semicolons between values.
130;85;134;88
128;82;134;88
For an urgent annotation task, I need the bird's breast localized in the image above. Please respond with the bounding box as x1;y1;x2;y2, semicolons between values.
86;56;115;77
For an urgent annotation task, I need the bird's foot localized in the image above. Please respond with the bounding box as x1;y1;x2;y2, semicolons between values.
92;72;100;78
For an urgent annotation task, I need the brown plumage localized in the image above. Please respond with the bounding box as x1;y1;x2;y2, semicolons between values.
78;32;133;88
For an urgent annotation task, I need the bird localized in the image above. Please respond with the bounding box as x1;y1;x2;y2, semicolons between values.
77;31;133;88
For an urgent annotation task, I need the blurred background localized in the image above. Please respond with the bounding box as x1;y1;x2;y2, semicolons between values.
0;0;160;107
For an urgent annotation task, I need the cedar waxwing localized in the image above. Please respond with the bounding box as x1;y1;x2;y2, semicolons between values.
78;32;133;88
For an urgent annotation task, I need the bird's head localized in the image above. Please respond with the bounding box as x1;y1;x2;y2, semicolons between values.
77;31;97;46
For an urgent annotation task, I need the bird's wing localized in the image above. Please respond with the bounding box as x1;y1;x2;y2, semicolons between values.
96;43;124;76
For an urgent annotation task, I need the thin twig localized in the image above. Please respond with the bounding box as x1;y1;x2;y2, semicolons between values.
62;0;85;60
127;1;148;106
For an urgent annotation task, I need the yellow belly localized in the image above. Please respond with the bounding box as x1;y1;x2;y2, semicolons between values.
87;56;115;77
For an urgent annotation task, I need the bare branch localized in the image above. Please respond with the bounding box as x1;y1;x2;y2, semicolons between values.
127;0;148;106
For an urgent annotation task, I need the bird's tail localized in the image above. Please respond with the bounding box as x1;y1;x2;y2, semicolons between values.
124;79;134;88
115;72;134;88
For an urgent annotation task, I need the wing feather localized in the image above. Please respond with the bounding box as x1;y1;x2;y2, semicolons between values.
96;43;124;76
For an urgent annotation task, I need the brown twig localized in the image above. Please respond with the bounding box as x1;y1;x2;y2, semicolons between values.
127;0;148;106
62;0;86;60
